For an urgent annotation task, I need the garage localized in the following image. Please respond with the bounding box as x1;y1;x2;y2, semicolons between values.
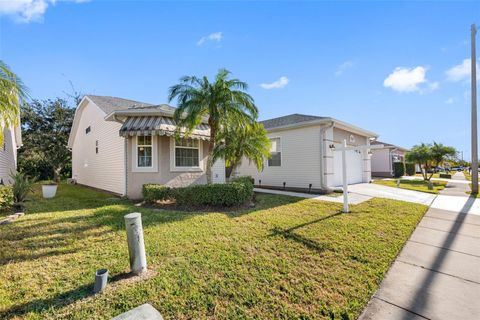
333;148;364;186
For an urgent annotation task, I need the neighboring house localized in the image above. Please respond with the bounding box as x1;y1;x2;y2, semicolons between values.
235;114;378;193
370;140;408;177
68;95;225;199
0;126;22;185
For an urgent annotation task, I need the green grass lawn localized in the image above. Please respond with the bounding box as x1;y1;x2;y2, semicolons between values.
0;184;427;320
373;179;447;194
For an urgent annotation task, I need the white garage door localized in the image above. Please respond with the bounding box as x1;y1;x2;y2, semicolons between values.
333;149;363;186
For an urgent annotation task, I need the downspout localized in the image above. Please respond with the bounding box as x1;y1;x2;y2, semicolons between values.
124;136;128;198
319;121;334;190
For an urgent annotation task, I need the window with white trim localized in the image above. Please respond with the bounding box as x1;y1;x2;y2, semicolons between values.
268;138;281;166
137;136;153;167
175;139;199;167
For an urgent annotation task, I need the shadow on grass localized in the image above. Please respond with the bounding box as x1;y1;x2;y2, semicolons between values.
0;271;139;319
0;188;304;266
269;211;342;252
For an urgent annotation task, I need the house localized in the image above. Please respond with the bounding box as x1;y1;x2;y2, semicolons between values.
235;114;378;193
0;126;22;185
370;140;408;177
68;95;225;199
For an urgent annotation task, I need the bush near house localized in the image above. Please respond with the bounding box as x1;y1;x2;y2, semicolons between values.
0;186;13;210
393;162;405;178
142;184;177;202
405;163;416;176
143;177;254;207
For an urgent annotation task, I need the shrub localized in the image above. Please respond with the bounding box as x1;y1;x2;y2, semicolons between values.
230;176;255;186
405;163;416;176
393;162;405;178
176;181;253;207
143;178;254;207
10;171;35;203
142;184;177;203
0;186;14;210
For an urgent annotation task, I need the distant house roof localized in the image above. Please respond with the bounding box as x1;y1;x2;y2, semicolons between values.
86;95;155;114
261;114;327;130
372;140;408;151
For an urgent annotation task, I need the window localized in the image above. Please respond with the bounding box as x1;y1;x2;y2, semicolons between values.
85;126;91;134
268;138;281;166
95;140;99;154
137;136;152;167
175;139;199;167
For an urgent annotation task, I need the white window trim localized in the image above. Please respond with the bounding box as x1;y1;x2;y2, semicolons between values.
132;135;158;173
268;136;282;167
170;137;203;172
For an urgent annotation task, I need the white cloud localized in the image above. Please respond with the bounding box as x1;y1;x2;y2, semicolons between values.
383;66;429;93
0;0;88;23
445;59;476;82
260;76;289;89
197;32;223;46
445;97;454;104
334;61;353;77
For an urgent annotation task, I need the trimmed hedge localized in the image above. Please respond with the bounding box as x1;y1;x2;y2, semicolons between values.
143;184;177;203
405;163;415;176
393;162;405;178
143;177;254;207
0;186;14;210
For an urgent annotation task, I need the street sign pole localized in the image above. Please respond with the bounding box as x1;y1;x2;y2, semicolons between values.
472;24;478;193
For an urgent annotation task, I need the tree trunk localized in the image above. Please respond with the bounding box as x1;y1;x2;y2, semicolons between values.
225;166;234;179
53;166;62;183
206;121;216;184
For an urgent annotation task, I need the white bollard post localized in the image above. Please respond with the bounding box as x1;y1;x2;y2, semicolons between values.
124;212;147;275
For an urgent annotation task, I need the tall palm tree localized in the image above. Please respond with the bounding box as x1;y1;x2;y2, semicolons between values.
168;69;258;182
0;60;28;144
213;122;271;179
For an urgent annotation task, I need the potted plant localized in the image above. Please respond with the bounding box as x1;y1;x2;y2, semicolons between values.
42;180;58;198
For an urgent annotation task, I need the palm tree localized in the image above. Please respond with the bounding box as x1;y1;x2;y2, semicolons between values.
213;122;271;179
168;69;258;182
0;60;28;144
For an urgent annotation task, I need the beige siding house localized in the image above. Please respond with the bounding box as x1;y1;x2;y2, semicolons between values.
235;114;378;193
370;140;407;177
68;95;225;199
0;126;22;185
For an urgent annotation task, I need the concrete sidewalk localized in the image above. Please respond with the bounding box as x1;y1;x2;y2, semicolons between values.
359;174;480;320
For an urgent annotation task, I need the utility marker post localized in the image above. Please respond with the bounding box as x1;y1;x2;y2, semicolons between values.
471;23;478;193
124;212;147;275
342;139;349;213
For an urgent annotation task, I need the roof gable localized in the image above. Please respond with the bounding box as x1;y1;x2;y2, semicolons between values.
86;95;154;114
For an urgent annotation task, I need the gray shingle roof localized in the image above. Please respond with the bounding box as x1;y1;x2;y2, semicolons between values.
86;95;155;114
260;114;327;130
372;140;408;151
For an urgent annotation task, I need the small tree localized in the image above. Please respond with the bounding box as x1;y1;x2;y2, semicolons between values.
19;99;75;181
168;69;258;183
406;142;456;181
213;122;271;179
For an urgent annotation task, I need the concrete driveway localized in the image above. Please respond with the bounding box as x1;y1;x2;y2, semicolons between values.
348;183;437;205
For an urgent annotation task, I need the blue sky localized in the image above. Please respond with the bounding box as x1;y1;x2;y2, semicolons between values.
0;0;478;159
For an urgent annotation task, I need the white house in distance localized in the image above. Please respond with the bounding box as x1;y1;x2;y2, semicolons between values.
0;126;22;185
370;140;408;177
235;114;378;193
68;95;225;199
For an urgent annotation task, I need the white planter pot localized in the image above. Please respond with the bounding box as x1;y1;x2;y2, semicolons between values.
42;185;58;198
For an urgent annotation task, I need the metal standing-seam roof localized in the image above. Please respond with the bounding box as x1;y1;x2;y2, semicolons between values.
119;116;210;140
